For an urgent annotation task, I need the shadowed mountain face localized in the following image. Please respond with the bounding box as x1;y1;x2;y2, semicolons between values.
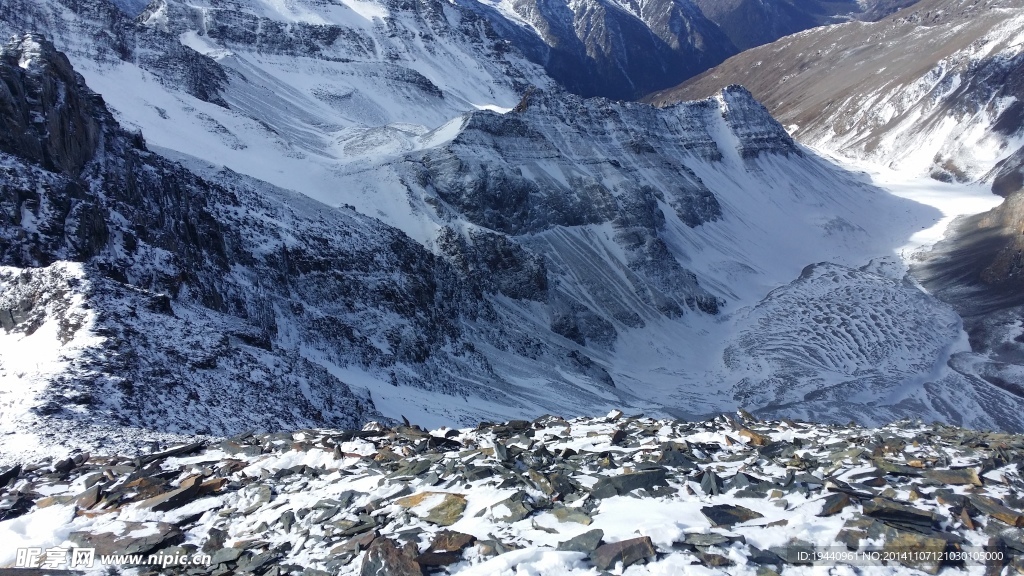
910;193;1024;415
455;0;738;100
695;0;927;51
456;0;921;100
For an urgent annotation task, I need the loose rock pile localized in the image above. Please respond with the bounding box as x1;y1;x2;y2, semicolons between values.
2;412;1023;575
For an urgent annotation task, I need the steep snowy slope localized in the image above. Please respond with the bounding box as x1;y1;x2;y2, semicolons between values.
0;0;552;166
650;0;1024;183
0;35;526;457
0;0;562;236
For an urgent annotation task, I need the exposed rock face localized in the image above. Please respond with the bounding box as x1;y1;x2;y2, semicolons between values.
0;0;230;107
0;42;101;176
1;35;492;452
436;227;548;302
0;0;548;137
990;146;1024;198
915;190;1024;314
387;86;804;329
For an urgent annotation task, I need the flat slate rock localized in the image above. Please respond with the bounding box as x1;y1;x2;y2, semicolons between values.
680;532;731;547
552;505;593;525
862;498;938;528
968;495;1024;527
414;551;463;567
591;536;656;570
701;504;764;527
135;475;202;512
69;522;183;557
882;528;948;575
923;468;982;486
396;492;467;526
428;530;476;553
490;492;532;523
700;469;724;496
817;492;852;517
591;469;667;499
557;529;604;553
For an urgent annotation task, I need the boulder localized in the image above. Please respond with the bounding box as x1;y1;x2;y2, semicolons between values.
557;529;604;553
360;538;421;576
591;469;667;499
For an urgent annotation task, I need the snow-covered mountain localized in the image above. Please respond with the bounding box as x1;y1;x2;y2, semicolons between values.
6;29;1024;467
647;0;1024;431
5;0;1024;465
650;0;1024;184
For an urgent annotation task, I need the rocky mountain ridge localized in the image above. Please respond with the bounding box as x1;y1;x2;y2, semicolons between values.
0;34;485;459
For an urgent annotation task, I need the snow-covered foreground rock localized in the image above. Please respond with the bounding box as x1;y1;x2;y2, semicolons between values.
1;413;1023;575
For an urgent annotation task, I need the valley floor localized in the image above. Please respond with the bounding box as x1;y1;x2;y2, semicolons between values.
819;153;1005;261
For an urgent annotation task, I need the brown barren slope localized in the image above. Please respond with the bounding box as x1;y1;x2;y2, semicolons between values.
646;0;1024;183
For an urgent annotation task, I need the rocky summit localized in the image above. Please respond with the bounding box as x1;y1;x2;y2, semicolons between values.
1;413;1023;575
